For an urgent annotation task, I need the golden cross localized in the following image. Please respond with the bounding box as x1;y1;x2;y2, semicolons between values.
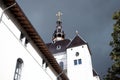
56;11;62;21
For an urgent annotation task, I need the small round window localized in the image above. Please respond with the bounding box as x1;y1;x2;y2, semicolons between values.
76;52;79;57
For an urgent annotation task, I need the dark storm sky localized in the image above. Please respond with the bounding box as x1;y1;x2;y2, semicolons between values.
17;0;120;79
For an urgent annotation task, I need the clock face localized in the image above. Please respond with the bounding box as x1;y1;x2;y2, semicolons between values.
56;45;61;50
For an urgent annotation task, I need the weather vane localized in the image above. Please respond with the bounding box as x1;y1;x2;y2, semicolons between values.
56;11;62;21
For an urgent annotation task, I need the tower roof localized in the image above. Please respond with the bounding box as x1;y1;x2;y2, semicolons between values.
52;11;65;42
46;39;71;53
67;34;86;48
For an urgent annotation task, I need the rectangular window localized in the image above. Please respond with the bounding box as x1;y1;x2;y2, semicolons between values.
59;61;64;70
74;60;77;65
78;59;82;64
74;59;82;65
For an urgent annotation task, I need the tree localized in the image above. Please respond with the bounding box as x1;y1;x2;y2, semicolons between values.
104;11;120;80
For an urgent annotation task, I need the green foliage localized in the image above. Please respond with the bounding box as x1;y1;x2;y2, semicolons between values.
104;10;120;80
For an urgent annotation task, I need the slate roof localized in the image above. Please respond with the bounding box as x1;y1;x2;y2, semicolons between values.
93;69;101;79
46;35;87;54
67;35;86;48
46;39;71;53
93;69;98;76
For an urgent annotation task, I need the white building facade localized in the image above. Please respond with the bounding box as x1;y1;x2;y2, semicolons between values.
67;44;94;80
46;12;101;80
0;0;100;80
0;0;68;80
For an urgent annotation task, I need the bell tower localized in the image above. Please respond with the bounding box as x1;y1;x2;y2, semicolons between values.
46;11;100;80
52;11;65;43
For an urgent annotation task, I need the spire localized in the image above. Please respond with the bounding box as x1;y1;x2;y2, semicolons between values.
52;11;65;43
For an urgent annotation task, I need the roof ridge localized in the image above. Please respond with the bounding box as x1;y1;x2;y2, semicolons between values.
67;34;87;48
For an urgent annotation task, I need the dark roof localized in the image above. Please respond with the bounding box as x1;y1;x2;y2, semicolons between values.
93;69;101;80
46;35;87;54
93;69;98;76
46;39;71;53
0;0;69;80
67;35;86;48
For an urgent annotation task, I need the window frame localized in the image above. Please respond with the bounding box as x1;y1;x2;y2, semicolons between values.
59;61;64;69
78;59;82;64
13;58;23;80
74;59;82;65
74;60;77;65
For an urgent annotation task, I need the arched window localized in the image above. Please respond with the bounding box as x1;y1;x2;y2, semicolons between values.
59;61;64;69
14;58;23;80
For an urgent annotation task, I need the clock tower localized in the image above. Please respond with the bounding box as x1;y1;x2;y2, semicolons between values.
46;11;100;80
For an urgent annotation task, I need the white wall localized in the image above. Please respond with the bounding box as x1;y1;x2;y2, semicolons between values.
67;45;94;80
93;76;101;80
54;52;67;70
0;8;56;80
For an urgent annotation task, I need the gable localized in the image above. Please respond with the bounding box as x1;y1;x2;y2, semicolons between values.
67;35;86;48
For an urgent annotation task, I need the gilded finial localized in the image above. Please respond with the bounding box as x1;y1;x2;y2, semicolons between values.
56;11;63;21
